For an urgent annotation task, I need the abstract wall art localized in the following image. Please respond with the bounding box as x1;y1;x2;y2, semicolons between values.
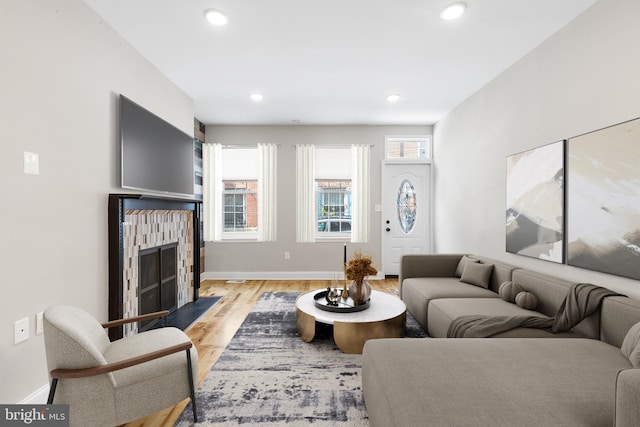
567;117;640;280
506;141;564;263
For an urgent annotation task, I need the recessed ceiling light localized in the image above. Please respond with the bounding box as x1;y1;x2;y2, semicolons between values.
386;94;400;103
204;9;228;26
440;2;466;20
250;93;263;101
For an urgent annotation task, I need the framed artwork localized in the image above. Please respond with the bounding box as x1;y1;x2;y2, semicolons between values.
506;141;564;263
567;117;640;280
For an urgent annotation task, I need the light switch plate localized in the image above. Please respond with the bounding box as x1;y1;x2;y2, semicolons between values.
23;151;39;175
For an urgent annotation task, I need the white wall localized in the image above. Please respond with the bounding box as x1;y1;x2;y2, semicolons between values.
434;0;640;298
0;0;193;403
203;125;431;278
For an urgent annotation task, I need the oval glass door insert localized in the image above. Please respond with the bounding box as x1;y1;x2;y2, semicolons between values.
397;179;417;234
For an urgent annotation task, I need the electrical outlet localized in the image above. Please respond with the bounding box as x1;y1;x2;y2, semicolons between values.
14;317;29;344
36;312;44;335
284;251;290;260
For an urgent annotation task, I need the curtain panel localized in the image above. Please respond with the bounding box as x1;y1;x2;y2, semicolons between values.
296;145;316;242
258;143;278;241
202;143;223;241
351;144;370;242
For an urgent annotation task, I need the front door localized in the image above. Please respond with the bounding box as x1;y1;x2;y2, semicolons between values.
382;163;431;276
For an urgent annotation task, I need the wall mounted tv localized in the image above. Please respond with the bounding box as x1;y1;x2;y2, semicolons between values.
120;94;195;197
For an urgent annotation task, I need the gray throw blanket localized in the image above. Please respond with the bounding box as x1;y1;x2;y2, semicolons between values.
447;283;621;338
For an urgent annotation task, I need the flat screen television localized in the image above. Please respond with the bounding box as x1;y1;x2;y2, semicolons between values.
120;95;195;197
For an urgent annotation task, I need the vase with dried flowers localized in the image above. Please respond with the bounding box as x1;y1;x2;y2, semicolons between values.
345;250;377;305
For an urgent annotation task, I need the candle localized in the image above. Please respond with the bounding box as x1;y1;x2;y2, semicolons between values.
343;243;347;266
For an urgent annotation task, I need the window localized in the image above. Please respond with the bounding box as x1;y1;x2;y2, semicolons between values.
317;180;351;234
385;136;432;162
221;148;259;239
223;180;258;233
315;148;352;238
203;144;277;242
296;144;369;243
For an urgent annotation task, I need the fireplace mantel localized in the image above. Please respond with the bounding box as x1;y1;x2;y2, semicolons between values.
108;193;202;339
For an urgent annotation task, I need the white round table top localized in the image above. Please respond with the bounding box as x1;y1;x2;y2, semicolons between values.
295;289;406;325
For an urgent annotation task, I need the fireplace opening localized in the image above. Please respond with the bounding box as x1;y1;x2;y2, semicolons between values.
139;243;178;331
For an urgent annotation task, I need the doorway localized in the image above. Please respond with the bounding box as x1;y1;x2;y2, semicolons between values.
381;163;432;276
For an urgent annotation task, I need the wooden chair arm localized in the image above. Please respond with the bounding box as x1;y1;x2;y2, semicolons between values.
101;310;170;329
50;341;192;379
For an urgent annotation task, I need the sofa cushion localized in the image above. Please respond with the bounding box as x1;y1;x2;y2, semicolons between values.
454;255;478;278
401;277;499;330
459;262;494;289
515;291;539;310
621;321;640;367
427;298;583;338
363;338;632;427
499;281;523;303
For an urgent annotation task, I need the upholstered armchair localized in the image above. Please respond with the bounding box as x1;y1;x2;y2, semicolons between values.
43;305;198;427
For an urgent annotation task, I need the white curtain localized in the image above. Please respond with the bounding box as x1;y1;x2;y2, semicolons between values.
296;145;316;242
258;143;278;241
202;143;223;241
351;144;370;243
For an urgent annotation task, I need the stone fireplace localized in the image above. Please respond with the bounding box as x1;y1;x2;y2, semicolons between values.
108;194;202;339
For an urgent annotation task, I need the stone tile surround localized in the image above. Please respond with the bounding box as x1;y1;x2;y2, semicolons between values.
122;209;194;335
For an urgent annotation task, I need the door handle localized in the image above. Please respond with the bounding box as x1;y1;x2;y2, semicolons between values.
385;228;390;232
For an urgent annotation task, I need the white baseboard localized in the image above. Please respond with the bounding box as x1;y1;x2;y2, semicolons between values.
201;271;385;281
19;383;49;404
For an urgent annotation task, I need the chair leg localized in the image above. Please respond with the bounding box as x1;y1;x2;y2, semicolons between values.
47;378;58;404
186;349;198;422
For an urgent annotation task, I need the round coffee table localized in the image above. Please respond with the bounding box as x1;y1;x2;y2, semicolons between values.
295;289;406;354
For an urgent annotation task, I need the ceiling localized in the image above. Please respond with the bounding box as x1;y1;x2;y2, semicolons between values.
82;0;598;126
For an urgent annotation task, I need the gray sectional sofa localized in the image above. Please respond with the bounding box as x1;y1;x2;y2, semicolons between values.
362;254;640;427
400;254;602;338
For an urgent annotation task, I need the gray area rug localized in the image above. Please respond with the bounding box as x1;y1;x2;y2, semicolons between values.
177;291;428;426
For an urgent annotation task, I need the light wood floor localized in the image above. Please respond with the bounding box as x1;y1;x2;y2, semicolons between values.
122;278;400;427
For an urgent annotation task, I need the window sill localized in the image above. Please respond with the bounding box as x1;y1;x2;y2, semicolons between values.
221;232;258;242
315;235;351;242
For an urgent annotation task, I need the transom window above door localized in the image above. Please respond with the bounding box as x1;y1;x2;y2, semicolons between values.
385;136;432;162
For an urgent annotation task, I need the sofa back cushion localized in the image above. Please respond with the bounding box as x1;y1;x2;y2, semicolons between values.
512;269;600;339
601;296;640;348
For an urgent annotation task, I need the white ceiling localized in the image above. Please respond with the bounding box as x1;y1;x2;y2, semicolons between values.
82;0;598;125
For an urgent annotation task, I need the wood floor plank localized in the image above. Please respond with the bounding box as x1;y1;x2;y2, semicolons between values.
119;278;399;427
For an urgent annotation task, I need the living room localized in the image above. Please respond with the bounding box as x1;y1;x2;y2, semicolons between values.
3;0;640;420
